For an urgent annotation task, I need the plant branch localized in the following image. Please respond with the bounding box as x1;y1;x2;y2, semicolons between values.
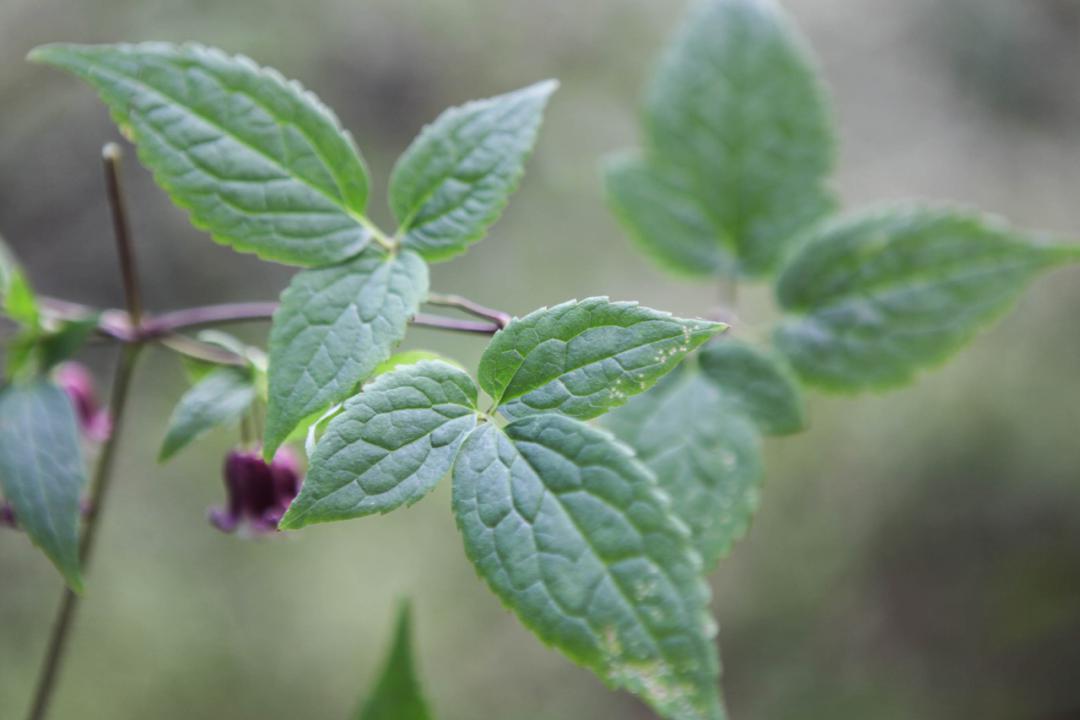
25;144;147;720
38;298;504;349
144;302;280;335
102;143;143;328
425;292;511;328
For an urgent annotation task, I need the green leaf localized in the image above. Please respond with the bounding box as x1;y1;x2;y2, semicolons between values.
5;332;41;382
390;80;557;262
698;340;804;435
478;297;725;420
31;42;376;267
280;361;477;529
356;601;433;720
371;350;464;378
774;207;1079;391
264;248;428;458
608;0;834;277
38;316;101;372
453;414;724;720
0;379;87;591
0;236;39;327
605;156;737;278
605;366;762;569
159;366;256;461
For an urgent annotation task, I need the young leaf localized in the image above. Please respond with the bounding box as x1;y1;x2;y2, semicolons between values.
0;379;88;591
280;361;477;529
159;366;257;461
356;601;433;720
604;367;762;569
30;43;376;267
453;415;724;720
38;316;102;372
608;0;834;277
264;248;428;458
698;340;805;436
390;80;557;262
0;235;39;328
478;297;725;420
774;207;1080;391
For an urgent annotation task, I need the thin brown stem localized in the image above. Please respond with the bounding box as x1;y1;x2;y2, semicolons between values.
143;302;280;336
425;292;511;328
38;298;503;344
102;144;143;328
25;145;146;720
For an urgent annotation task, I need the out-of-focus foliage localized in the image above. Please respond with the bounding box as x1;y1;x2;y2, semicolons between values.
2;0;1080;718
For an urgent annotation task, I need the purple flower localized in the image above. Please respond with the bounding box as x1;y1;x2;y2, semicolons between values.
209;446;303;535
0;502;16;529
54;362;112;443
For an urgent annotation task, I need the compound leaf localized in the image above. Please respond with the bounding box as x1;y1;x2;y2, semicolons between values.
391;80;557;262
608;0;834;277
453;414;724;720
605;366;762;569
281;361;477;528
774;207;1079;391
356;601;434;720
159;365;256;461
31;42;374;267
478;297;724;420
698;340;804;435
264;248;428;458
0;379;87;591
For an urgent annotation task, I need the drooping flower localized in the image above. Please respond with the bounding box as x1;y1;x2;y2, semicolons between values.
54;362;111;442
209;446;303;535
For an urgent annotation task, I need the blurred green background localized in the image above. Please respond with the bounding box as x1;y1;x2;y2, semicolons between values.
3;0;1080;718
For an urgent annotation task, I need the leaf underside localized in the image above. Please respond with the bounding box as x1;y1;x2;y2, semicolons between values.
478;297;725;421
453;414;724;720
774;206;1077;391
264;248;428;457
159;365;256;461
31;42;373;267
0;380;87;590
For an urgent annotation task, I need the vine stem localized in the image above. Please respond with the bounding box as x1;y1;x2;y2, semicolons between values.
37;299;503;366
24;145;145;720
425;292;511;328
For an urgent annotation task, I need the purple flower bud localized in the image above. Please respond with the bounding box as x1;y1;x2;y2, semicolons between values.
0;502;16;529
209;446;303;536
54;362;112;443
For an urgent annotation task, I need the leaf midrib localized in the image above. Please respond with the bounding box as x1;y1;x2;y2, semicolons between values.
500;424;693;670
80;55;369;230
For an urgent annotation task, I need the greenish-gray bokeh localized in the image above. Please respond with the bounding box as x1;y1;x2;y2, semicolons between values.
3;0;1080;718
